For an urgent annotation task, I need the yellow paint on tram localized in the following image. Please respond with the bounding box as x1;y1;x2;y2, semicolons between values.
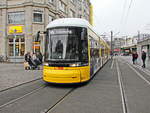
43;66;90;83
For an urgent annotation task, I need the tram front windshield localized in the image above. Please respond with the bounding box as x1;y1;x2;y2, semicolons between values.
45;27;88;63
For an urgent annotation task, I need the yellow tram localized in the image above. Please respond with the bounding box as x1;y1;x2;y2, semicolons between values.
43;18;110;84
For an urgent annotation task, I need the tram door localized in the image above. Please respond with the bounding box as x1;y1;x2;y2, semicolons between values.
8;35;25;57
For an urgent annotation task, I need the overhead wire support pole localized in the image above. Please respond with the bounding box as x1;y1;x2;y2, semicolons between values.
111;31;113;58
138;30;140;42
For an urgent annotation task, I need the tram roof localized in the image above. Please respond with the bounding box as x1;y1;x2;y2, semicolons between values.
46;18;93;29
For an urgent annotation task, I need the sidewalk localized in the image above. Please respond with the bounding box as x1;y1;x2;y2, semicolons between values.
119;56;150;70
0;63;42;91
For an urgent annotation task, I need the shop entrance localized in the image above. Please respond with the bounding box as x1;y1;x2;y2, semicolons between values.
8;35;25;57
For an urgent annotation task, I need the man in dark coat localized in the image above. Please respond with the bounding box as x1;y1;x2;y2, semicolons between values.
142;51;146;68
132;52;138;64
36;51;43;65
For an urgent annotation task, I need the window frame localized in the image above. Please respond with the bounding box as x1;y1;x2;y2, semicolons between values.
8;11;25;25
33;11;43;23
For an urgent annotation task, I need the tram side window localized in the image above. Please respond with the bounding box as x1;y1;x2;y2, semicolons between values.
81;28;88;61
89;37;97;57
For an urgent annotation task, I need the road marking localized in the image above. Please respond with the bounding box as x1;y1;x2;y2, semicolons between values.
134;65;150;77
111;58;114;69
126;62;150;85
116;60;128;113
120;57;150;79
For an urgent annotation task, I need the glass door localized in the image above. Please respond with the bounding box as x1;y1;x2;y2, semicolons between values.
8;35;25;57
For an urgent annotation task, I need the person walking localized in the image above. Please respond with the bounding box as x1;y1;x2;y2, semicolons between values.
132;51;138;64
134;52;138;64
141;51;146;68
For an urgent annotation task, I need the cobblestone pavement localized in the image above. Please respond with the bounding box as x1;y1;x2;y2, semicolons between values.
0;63;42;91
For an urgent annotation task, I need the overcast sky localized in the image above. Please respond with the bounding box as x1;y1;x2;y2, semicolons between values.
91;0;150;38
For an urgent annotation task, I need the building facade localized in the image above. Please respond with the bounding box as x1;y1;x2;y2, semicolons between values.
136;33;150;59
121;36;137;55
0;0;92;62
113;38;125;55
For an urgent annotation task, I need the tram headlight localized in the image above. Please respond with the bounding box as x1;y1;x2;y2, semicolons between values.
70;63;80;67
43;62;49;66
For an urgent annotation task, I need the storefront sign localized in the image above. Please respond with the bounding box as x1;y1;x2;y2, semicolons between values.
9;26;23;34
114;48;121;52
33;41;40;44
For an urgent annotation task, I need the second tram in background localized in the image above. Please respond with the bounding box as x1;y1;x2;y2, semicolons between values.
42;18;110;84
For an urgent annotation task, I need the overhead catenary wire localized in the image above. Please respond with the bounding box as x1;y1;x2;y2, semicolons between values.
124;0;134;24
120;0;135;35
120;0;128;24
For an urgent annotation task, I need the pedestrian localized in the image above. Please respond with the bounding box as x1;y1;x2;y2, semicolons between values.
28;52;37;69
141;51;146;68
134;52;138;64
25;52;30;62
132;51;138;64
36;51;43;65
24;52;31;70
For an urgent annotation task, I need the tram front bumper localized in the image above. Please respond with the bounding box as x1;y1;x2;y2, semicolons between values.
43;67;81;83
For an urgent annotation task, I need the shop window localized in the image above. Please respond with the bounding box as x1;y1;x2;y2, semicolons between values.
21;38;25;42
8;35;25;57
9;38;13;42
9;44;13;56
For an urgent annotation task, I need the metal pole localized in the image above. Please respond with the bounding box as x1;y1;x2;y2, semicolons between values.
14;34;16;64
14;29;17;64
111;31;113;58
138;31;140;42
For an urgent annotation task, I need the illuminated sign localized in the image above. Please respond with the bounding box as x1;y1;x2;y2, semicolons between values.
49;29;73;35
9;26;23;34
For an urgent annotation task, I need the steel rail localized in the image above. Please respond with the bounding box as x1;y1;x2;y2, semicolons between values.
116;60;129;113
0;77;42;93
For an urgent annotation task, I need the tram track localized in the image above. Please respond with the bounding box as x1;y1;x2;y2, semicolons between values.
116;59;129;113
0;77;42;93
0;78;45;110
44;87;76;113
117;57;150;113
0;79;78;113
0;85;46;110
